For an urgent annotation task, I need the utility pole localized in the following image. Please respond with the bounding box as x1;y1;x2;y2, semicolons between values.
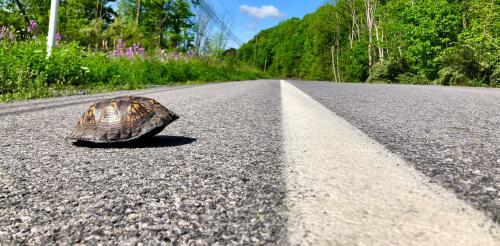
47;0;60;57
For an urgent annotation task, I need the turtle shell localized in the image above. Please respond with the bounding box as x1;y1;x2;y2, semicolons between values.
68;96;179;143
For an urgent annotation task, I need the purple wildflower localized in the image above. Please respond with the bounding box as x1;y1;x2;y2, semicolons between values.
110;39;145;59
0;26;6;39
8;31;15;41
132;43;145;58
117;39;125;50
0;26;10;41
0;26;16;42
27;20;38;33
115;39;126;57
126;47;134;59
55;32;62;46
138;47;145;57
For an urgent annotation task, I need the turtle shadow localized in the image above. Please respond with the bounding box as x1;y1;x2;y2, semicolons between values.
73;135;197;149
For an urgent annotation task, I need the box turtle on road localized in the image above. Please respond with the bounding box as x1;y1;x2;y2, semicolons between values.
68;96;179;143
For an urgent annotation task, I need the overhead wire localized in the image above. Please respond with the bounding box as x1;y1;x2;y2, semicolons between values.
192;0;242;46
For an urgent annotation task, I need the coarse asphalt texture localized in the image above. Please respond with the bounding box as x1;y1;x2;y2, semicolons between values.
0;79;499;244
0;80;286;244
289;80;500;223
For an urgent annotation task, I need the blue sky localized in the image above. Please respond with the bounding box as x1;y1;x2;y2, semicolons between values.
206;0;327;48
109;1;327;48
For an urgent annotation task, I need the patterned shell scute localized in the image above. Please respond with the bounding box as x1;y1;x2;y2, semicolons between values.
68;96;179;143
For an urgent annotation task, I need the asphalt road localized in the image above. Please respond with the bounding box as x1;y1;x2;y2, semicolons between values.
290;80;500;222
0;81;286;244
0;80;499;244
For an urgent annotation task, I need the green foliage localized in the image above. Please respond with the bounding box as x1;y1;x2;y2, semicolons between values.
0;0;195;51
396;73;430;85
437;40;499;87
0;39;268;101
0;38;46;96
237;0;498;87
491;67;500;87
46;42;87;86
437;46;478;86
0;0;267;102
339;41;368;82
138;0;195;49
379;0;461;78
238;5;342;81
366;59;401;83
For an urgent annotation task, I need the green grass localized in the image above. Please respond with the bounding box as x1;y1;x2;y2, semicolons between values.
0;39;269;102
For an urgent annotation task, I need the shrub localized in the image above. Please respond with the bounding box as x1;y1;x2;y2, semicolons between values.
396;73;430;84
437;45;497;87
0;38;268;101
0;38;46;95
489;66;500;87
366;59;402;83
45;41;87;86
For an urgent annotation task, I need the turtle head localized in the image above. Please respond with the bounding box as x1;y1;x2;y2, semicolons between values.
168;110;179;121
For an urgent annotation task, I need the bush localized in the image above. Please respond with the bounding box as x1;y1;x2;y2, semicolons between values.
396;73;430;84
366;59;402;83
0;39;268;101
490;66;500;87
0;38;46;95
437;66;469;86
339;41;369;82
46;42;87;86
437;45;496;87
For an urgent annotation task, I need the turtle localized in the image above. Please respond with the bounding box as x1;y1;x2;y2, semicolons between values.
68;96;179;143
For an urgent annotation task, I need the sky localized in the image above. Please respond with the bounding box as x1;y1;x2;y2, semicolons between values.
199;0;327;48
109;1;327;48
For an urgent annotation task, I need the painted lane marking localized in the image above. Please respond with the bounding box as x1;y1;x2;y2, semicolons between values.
281;80;499;245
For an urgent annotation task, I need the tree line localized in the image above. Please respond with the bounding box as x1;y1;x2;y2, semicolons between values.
237;0;499;86
0;0;264;101
0;0;222;52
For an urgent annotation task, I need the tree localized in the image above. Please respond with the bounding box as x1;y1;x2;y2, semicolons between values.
237;0;498;86
208;31;227;57
141;0;194;49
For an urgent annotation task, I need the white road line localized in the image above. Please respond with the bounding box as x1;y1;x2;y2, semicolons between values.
280;80;499;245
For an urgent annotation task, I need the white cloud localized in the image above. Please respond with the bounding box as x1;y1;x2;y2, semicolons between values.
239;5;283;19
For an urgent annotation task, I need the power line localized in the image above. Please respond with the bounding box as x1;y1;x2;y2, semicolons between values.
199;1;240;43
192;0;242;46
215;0;236;25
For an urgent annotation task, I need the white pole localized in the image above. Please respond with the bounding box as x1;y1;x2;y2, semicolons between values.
47;0;60;57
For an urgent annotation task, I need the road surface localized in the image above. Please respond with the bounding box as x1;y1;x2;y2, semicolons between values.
0;80;498;244
289;80;500;222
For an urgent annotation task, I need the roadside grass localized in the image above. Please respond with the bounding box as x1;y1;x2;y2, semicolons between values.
0;39;269;102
